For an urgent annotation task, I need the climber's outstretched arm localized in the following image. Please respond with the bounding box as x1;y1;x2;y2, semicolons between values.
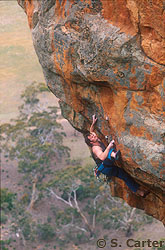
90;114;97;133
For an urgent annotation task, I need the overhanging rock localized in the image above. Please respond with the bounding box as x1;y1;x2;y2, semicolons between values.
18;0;165;223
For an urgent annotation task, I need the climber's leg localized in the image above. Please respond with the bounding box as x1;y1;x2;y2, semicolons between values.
100;165;149;197
100;165;116;176
111;166;140;193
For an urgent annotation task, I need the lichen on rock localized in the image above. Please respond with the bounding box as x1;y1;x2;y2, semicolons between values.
18;0;165;223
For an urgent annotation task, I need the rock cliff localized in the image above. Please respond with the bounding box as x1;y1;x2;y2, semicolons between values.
18;0;165;223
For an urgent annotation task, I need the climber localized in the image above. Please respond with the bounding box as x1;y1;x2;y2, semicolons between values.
84;114;150;198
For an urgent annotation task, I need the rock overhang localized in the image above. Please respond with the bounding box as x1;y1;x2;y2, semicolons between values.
18;0;165;223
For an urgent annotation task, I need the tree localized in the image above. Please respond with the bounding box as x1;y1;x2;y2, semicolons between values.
46;164;102;239
37;223;55;241
0;188;16;211
1;82;70;209
44;164;153;242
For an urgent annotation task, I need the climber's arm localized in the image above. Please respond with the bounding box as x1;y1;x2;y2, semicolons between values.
93;140;114;161
90;114;98;133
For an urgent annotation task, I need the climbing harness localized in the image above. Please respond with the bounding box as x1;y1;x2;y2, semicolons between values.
93;166;112;184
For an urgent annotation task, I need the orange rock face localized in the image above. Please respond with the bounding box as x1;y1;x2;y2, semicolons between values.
18;0;165;223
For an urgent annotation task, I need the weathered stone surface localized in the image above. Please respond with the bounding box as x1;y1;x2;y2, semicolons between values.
18;0;165;223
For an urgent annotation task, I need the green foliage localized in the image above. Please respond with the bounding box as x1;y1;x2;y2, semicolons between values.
10;206;36;241
76;232;87;244
37;223;55;241
96;195;154;232
65;158;81;166
0;210;8;224
0;188;16;211
0;82;70;189
46;164;100;199
52;207;74;227
21;81;48;105
0;239;12;250
64;230;88;246
22;222;31;240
